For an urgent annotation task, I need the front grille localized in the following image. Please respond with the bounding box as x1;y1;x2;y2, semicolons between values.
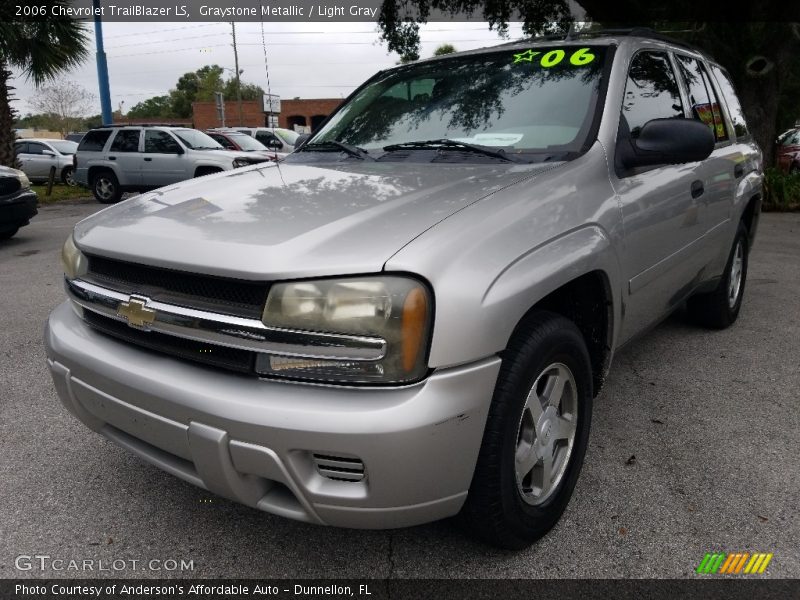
85;255;269;318
0;177;21;196
85;310;256;374
312;453;366;482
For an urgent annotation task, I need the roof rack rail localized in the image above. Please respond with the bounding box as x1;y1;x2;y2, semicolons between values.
90;123;191;129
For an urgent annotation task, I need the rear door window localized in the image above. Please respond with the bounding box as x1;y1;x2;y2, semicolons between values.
110;129;141;152
675;55;728;143
78;130;113;152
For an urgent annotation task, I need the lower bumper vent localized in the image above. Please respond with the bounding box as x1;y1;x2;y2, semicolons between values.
312;454;366;482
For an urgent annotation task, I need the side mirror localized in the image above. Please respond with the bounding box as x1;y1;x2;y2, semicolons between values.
619;118;714;170
295;133;310;149
42;149;56;157
175;145;185;155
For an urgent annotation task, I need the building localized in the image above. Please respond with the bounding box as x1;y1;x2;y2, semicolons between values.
192;98;341;132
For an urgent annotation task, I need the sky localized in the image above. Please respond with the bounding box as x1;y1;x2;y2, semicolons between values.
11;21;527;117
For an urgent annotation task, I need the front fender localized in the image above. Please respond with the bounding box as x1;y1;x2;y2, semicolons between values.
385;145;623;369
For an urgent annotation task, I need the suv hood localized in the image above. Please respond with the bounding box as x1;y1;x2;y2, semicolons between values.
74;160;553;280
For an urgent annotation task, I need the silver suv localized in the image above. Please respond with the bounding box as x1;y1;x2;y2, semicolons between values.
46;32;762;548
74;125;270;203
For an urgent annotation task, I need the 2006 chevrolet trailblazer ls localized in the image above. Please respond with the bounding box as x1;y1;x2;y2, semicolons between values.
45;31;762;548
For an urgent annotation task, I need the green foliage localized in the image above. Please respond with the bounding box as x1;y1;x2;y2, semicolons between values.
433;44;457;56
126;66;265;119
224;79;265;101
127;95;173;119
0;1;89;167
763;168;800;211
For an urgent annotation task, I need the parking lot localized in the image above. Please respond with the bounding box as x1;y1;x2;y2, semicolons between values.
1;200;798;579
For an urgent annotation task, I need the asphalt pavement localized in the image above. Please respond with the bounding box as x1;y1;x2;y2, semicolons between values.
1;200;798;579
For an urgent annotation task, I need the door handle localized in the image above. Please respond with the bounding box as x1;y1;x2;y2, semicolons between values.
144;157;152;161
690;180;704;199
734;163;744;178
108;156;116;161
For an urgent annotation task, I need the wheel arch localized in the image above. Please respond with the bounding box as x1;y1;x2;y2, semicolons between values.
480;226;621;396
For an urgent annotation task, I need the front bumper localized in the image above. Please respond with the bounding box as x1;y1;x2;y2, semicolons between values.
44;301;500;528
0;190;38;230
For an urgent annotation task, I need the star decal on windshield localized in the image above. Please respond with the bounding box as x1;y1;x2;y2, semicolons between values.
513;49;540;63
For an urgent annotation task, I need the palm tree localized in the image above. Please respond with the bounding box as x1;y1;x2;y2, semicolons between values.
0;3;89;167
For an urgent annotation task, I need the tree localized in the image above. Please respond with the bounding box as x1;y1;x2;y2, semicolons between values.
433;43;457;56
169;65;224;117
223;79;265;102
127;95;173;119
0;2;88;167
129;66;266;120
377;1;800;164
29;79;95;136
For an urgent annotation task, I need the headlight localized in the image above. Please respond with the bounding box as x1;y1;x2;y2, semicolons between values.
258;276;432;384
61;234;87;280
11;168;30;190
232;158;250;168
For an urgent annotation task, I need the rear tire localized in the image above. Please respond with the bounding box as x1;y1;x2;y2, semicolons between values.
460;311;593;549
91;170;122;204
687;222;749;329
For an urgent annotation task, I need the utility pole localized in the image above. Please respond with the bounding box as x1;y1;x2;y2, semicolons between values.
231;22;244;126
93;0;113;125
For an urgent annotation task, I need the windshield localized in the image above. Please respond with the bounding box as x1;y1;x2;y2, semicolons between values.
309;46;608;161
50;141;78;154
230;133;269;151
274;128;299;145
173;129;223;150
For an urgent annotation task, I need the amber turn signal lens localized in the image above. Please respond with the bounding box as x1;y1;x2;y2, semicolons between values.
401;287;427;373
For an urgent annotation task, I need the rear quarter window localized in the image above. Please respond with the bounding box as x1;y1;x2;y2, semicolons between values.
710;65;749;140
78;130;113;152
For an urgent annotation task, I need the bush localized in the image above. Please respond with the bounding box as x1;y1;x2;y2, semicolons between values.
763;168;800;211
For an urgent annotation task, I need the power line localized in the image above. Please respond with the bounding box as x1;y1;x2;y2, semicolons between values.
108;38;494;58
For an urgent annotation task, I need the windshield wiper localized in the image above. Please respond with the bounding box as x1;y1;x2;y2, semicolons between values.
382;139;521;162
297;140;374;160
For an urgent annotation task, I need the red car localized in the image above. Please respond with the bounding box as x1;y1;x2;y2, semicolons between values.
206;129;286;162
776;128;800;174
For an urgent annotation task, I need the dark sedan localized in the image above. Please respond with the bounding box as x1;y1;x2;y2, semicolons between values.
0;166;38;240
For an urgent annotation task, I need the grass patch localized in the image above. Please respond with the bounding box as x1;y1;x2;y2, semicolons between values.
31;184;92;204
763;168;800;211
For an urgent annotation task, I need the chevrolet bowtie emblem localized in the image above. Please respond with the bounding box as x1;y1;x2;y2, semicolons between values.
117;296;156;329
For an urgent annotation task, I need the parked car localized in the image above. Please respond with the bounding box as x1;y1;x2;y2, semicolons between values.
74;125;272;203
14;138;78;186
0;166;37;240
206;129;286;161
235;126;298;152
47;31;762;549
776;127;800;174
65;132;86;143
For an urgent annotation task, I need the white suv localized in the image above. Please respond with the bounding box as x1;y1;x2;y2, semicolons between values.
74;125;270;203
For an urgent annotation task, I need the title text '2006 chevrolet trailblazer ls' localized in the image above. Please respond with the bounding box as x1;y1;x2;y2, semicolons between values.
46;31;762;548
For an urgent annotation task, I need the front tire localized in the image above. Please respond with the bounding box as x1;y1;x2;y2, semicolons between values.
61;166;76;186
91;170;122;204
460;311;593;549
687;222;749;329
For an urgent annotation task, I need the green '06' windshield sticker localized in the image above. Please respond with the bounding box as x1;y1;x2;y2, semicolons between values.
513;47;595;67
